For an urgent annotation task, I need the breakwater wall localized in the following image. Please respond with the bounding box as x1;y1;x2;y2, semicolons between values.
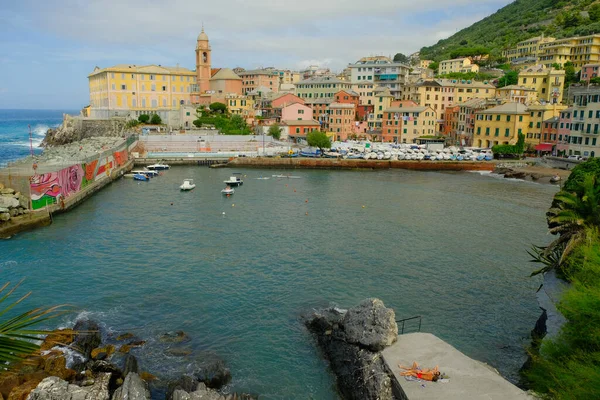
228;157;496;171
0;140;136;239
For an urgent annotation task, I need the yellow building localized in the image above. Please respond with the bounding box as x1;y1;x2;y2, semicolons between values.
368;87;394;130
88;64;196;118
473;102;530;148
496;85;537;104
439;58;479;74
518;64;565;104
382;105;437;144
524;103;566;146
226;94;255;118
503;36;556;63
420;60;433;68
402;79;496;113
352;83;376;106
539;34;600;70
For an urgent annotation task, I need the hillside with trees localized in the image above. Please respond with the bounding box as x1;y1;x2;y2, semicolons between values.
420;0;600;62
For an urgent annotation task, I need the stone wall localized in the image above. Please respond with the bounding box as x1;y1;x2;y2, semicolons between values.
229;157;496;171
42;115;129;147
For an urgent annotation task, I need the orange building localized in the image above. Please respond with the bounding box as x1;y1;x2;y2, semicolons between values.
328;103;356;141
238;69;280;95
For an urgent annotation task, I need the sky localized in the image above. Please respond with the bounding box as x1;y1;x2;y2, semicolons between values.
0;0;514;110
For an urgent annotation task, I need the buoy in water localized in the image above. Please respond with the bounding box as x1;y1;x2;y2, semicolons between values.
222;212;226;215
305;212;308;216
305;199;308;203
232;204;235;207
171;202;173;206
362;205;365;208
294;189;296;192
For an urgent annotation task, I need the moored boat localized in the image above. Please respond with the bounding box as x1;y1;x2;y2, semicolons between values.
147;163;170;170
133;173;149;181
180;179;196;191
221;186;235;195
224;174;244;186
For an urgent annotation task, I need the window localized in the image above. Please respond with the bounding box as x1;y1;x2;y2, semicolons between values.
298;109;304;114
150;75;155;80
121;84;126;90
151;84;156;91
495;128;499;136
507;115;511;122
485;127;490;136
477;127;481;135
496;115;501;121
162;86;166;91
505;128;510;137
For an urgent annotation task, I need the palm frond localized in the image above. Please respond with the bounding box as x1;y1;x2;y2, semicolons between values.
0;282;69;368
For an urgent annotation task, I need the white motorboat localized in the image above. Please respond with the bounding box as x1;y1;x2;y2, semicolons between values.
221;186;235;195
147;163;170;170
224;174;244;186
180;179;196;191
123;173;136;179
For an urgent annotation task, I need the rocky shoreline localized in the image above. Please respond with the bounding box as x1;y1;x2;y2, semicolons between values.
0;184;31;225
0;318;257;400
305;299;399;400
492;164;569;184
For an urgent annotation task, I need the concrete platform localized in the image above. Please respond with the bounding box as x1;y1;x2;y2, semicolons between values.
382;333;534;400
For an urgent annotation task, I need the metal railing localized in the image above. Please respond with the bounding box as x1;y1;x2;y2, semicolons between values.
396;316;422;335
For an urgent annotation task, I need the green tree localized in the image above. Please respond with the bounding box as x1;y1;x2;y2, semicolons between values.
150;114;162;124
138;114;150;124
564;61;579;88
306;131;331;156
209;102;228;114
268;124;282;140
428;61;439;73
393;53;409;64
530;174;600;275
0;281;67;369
590;3;600;22
497;70;518;88
590;77;600;84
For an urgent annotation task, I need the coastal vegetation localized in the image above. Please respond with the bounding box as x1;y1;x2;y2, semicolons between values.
420;0;600;62
192;105;252;135
0;281;66;369
137;114;162;125
491;133;525;157
525;159;600;399
267;123;282;140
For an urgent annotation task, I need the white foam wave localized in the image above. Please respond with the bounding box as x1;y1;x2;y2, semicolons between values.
32;124;51;137
42;346;86;369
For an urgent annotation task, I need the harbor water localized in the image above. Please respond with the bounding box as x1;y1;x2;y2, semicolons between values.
0;166;558;399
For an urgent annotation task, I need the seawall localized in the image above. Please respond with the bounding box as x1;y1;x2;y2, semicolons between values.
227;157;496;171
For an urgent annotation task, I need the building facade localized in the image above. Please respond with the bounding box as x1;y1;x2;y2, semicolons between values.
439;58;479;74
382;106;437;143
517;65;565;104
473;102;530;148
347;56;410;99
296;76;352;101
238;69;280;95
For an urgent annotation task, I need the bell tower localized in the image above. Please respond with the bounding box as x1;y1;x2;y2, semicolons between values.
195;27;211;93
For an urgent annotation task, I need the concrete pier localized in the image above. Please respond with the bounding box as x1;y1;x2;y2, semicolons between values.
381;333;533;400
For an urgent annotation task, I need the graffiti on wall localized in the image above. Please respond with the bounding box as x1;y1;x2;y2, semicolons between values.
30;164;86;210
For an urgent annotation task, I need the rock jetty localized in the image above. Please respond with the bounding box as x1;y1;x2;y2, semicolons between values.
0;183;31;224
0;318;257;400
305;298;399;400
41;115;128;147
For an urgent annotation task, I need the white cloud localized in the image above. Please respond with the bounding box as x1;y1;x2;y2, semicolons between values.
7;0;513;71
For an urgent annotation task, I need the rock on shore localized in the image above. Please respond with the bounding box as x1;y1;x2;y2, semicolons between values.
0;183;31;225
305;298;398;400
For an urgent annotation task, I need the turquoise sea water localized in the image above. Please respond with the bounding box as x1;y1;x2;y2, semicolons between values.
1;165;558;399
0;109;76;164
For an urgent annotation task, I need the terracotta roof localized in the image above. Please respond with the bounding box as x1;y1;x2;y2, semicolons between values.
479;102;528;115
210;68;242;81
282;120;321;126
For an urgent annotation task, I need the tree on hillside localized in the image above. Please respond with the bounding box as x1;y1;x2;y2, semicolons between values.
393;53;409;64
209;102;227;114
306;131;331;156
590;3;600;22
497;70;518;88
268;124;282;140
428;62;439;74
564;61;579;88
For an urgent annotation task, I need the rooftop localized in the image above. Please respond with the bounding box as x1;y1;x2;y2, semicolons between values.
479;102;528;115
329;103;356;109
497;85;536;92
89;64;195;77
210;68;241;81
384;106;430;113
297;76;349;85
282;120;321;126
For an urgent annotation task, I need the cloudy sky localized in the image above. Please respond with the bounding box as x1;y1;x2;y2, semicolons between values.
0;0;512;109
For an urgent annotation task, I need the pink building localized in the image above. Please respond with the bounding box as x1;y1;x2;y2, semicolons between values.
272;93;304;109
209;68;243;97
281;103;313;122
581;64;600;83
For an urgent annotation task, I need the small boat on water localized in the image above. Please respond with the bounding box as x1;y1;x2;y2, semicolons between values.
224;174;244;186
256;176;271;180
133;173;149;181
550;175;561;183
147;163;170;170
221;186;235;195
132;170;159;177
180;179;196;191
124;173;136;179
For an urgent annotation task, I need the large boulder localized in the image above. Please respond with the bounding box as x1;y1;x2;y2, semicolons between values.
0;188;15;195
111;373;149;400
305;299;398;400
193;359;231;389
342;298;398;352
72;320;102;359
166;376;198;400
0;196;19;209
27;374;111;400
123;355;139;377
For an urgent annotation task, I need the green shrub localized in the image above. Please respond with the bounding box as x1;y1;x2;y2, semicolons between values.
563;158;600;193
492;133;525;154
138;114;150;123
150;114;162;124
126;120;140;128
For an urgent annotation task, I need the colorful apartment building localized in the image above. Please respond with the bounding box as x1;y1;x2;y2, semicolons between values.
473;102;530;148
538;34;600;70
539;116;559;148
296;76;352;100
518;65;565;104
382;105;437;144
285;120;321;142
238;69;280;95
280;103;314;122
271;93;304;109
305;98;332;129
581;64;600;83
565;86;600;157
328;103;357;141
347;56;410;99
556;108;572;155
88;64;197;119
367;87;394;132
439;58;479;74
496;85;537;104
226;94;254;118
502;36;556;63
352;83;376;106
